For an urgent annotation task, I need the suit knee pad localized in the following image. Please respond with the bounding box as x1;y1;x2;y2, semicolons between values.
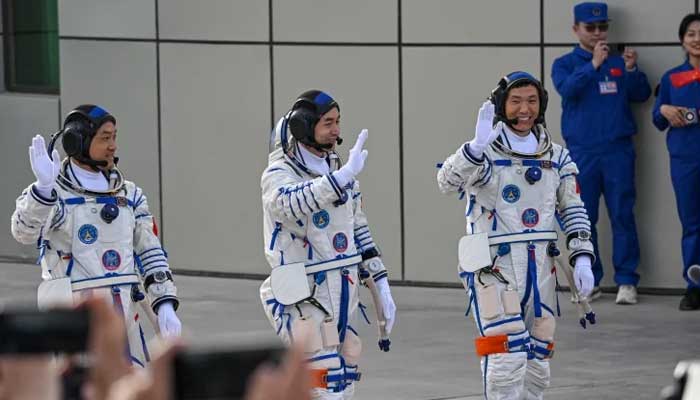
341;329;362;365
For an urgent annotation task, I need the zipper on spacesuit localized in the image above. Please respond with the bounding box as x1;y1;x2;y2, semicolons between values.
344;273;354;285
302;237;313;260
487;209;498;231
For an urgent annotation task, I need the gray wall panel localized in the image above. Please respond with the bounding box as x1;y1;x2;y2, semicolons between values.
58;0;155;38
159;43;270;273
403;0;540;43
59;40;160;227
544;0;694;43
403;47;539;283
0;94;60;260
274;46;402;279
0;1;688;288
273;0;396;42
159;0;268;41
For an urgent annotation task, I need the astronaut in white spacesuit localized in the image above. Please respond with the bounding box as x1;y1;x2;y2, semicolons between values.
11;104;181;367
259;90;396;400
437;72;595;399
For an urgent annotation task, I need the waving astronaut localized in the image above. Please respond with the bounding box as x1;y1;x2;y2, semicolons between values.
259;90;396;400
11;105;181;367
437;72;595;399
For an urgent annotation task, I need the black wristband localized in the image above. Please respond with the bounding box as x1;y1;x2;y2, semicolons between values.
144;271;173;292
566;230;591;244
361;247;381;261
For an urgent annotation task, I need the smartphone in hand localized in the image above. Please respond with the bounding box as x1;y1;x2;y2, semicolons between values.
0;308;90;354
173;345;285;400
608;43;626;56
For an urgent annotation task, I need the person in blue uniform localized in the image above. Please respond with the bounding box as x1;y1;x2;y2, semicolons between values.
652;13;700;311
551;2;651;305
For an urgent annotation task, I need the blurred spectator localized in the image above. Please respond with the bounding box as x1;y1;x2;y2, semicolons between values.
0;355;61;400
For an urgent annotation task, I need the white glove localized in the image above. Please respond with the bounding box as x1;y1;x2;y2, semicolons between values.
29;135;61;197
333;129;369;188
574;255;594;298
157;302;181;337
374;278;396;335
468;101;502;158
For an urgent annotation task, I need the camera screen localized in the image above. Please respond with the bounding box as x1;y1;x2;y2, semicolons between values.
0;308;90;354
173;346;284;400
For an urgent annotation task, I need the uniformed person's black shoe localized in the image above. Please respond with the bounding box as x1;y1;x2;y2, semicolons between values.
679;287;700;311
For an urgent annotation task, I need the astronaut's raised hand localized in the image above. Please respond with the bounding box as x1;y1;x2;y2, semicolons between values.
157;302;182;337
28;134;61;197
469;101;501;158
574;254;594;298
375;278;396;336
333;129;369;187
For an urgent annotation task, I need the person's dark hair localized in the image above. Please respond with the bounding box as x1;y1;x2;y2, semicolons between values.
678;13;700;42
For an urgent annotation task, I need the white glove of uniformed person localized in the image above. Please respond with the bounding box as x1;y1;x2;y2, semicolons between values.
333;129;369;188
157;302;181;337
574;255;594;298
468;101;502;158
374;277;396;335
29;135;61;198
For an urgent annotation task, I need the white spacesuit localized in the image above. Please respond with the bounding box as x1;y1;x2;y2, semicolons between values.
10;105;180;367
437;73;595;399
259;90;396;400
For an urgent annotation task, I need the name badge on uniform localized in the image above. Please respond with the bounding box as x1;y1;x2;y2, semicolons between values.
599;81;618;94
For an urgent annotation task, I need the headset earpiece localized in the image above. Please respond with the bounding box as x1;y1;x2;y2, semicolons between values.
288;102;318;144
61;120;93;157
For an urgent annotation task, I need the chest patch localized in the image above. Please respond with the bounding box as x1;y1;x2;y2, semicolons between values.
312;210;330;229
502;185;521;203
102;249;122;271
522;208;540;228
78;224;98;245
333;232;348;253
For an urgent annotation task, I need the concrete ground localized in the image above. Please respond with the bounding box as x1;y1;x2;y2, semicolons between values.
1;262;698;400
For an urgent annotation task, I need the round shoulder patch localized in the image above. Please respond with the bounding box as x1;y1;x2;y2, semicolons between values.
78;224;98;245
502;184;521;204
522;208;540;228
333;232;348;253
312;210;330;229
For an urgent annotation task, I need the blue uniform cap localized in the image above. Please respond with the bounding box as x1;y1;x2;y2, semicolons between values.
574;2;608;23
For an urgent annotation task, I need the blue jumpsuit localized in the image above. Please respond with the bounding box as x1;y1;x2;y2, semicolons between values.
652;60;700;290
552;45;651;287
